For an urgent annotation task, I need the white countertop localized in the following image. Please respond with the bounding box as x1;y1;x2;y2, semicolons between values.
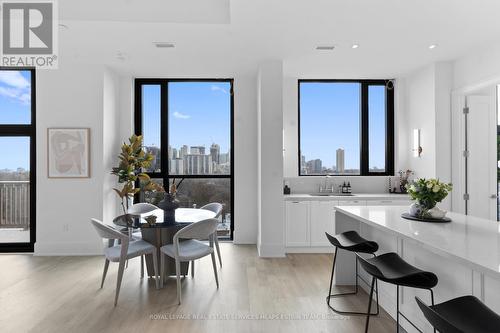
336;205;500;278
284;193;410;201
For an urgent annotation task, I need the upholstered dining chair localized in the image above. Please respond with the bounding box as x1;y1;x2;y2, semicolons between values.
200;203;223;267
127;202;159;276
90;218;159;306
160;218;219;305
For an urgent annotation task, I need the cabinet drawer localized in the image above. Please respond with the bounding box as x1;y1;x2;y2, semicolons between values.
336;200;367;206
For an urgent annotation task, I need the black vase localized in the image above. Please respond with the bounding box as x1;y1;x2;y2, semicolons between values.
157;193;180;224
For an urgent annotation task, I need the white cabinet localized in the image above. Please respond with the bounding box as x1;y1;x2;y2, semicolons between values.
368;199;412;206
285;201;310;247
337;199;367;206
310;201;337;246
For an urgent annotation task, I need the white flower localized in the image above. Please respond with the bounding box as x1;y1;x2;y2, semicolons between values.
432;185;440;193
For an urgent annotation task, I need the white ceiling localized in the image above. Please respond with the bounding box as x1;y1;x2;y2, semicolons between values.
58;0;500;78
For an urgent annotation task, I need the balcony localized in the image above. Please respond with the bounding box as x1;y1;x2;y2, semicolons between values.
0;181;30;243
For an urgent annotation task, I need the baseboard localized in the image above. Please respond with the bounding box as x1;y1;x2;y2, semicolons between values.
285;247;334;253
34;241;102;256
257;243;285;257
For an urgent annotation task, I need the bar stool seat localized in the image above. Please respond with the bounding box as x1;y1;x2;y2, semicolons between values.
361;252;438;289
326;230;379;253
358;252;438;333
416;295;500;333
325;231;379;316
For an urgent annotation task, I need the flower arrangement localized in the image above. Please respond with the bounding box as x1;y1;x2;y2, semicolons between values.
406;178;452;218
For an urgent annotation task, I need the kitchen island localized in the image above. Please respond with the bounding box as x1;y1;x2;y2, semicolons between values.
335;205;500;333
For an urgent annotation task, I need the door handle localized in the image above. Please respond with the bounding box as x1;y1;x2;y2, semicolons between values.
490;194;497;199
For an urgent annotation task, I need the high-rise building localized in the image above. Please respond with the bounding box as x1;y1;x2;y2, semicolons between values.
168;145;173;160
172;148;178;159
336;148;345;173
184;154;212;174
145;145;161;171
219;152;229;164
179;145;188;158
190;146;205;155
306;159;322;174
300;155;306;174
169;158;184;174
210;143;220;164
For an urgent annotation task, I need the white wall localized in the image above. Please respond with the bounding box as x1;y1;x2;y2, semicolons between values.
35;63;107;255
257;60;285;257
453;44;500;90
403;65;436;178
102;68;122;225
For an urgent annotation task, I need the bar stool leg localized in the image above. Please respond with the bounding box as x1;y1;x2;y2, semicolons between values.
396;286;400;333
327;249;379;316
364;277;377;333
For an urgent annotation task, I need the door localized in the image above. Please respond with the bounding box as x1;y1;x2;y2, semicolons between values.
285;201;309;247
453;92;497;220
310;201;337;246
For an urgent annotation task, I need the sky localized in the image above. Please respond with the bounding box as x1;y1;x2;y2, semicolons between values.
142;82;231;154
300;82;386;170
0;70;32;171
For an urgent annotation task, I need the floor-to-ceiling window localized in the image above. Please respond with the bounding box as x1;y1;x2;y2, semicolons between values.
0;68;36;251
135;79;234;239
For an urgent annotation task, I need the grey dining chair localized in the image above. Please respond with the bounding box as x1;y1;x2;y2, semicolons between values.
127;202;159;277
90;218;159;306
200;203;223;267
160;218;219;305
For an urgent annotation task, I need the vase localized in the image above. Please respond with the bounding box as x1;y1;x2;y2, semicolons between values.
157;193;180;224
427;206;447;219
409;201;435;218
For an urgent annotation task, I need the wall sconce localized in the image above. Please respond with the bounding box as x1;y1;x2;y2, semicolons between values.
413;129;422;157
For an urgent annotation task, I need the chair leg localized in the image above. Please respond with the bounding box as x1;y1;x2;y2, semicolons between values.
175;258;182;305
215;236;222;267
152;251;159;290
364;277;376;333
191;261;195;278
396;285;400;333
211;252;219;289
160;253;165;289
114;258;126;306
100;259;110;288
140;255;144;279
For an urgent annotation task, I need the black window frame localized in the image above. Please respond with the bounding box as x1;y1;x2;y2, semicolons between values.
134;78;235;239
0;67;36;252
298;79;394;176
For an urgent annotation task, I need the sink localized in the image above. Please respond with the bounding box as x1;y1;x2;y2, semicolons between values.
309;193;355;197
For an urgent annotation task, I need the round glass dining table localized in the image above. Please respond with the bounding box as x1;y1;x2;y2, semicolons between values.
114;208;216;279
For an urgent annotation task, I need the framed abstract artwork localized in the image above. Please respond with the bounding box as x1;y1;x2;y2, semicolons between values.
47;128;90;178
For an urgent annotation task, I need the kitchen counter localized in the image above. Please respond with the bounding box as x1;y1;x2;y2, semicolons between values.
284;193;409;201
334;205;500;332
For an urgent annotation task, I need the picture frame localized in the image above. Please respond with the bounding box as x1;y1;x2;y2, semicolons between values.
47;128;90;178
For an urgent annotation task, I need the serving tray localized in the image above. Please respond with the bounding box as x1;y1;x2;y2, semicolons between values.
401;212;451;223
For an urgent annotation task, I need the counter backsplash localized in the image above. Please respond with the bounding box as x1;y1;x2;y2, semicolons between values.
284;176;393;194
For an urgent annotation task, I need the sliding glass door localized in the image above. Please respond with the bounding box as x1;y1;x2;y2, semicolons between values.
0;68;36;252
135;79;234;239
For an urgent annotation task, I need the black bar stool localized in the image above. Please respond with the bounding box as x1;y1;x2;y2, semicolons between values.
416;295;500;333
357;252;438;333
325;231;379;316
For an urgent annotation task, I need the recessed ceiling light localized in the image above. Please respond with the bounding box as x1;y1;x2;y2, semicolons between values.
116;51;127;61
153;42;175;48
58;23;69;30
316;45;335;50
352;44;359;49
428;44;437;49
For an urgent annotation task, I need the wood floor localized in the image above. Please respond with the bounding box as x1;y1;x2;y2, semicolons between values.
0;244;395;333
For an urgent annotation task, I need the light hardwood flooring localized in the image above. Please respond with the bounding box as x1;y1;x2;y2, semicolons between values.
0;244;395;333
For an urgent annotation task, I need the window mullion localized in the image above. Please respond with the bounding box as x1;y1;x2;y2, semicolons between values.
360;83;369;175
